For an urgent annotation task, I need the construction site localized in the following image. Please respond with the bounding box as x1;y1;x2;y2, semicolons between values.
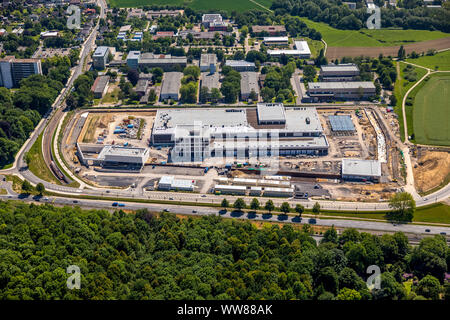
59;105;404;202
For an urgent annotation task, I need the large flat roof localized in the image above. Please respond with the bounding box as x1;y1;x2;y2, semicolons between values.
240;72;259;95
153;106;324;135
308;81;376;90
294;41;311;55
98;145;148;158
201;72;220;90
257;103;286;123
160;72;183;94
200;53;217;67
342;158;381;177
321;64;359;73
263;36;289;42
225;60;255;68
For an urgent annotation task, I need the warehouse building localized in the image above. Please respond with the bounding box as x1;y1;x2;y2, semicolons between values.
342;158;381;182
214;184;246;195
77;143;149;170
90;75;110;99
201;72;220;92
93;46;110;69
257;103;286;125
199;53;217;73
307;81;376;101
225;60;255;72
139;53;187;71
158;176;195;191
160;72;183;101
240;72;259;101
151;104;328;163
252;25;287;36
320;64;360;82
263;187;294;197
267;41;311;59
263;37;289;46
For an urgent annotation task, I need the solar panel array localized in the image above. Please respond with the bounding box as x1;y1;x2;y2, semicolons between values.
329;115;355;132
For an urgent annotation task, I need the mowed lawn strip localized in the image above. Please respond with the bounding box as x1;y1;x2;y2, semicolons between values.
412;73;450;146
107;0;273;12
406;50;450;71
301;18;450;47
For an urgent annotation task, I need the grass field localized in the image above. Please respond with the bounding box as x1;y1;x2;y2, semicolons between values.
108;0;273;12
393;62;427;141
323;203;450;225
412;73;450;146
27;133;63;186
301;18;450;47
406;50;450;71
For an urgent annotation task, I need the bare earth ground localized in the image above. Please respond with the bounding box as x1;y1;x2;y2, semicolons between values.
326;37;450;60
413;150;450;193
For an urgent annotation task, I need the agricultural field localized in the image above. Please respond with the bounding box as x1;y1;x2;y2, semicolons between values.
301;18;450;47
412;73;450;146
108;0;273;12
406;50;450;71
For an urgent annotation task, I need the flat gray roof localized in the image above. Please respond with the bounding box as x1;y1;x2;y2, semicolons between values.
342;159;381;177
200;53;217;67
140;53;187;64
308;81;376;90
98;145;148;158
329;115;355;131
201;72;220;90
153;106;324;135
161;72;182;95
321;64;359;73
225;60;255;68
92;75;109;93
136;79;148;92
93;46;108;57
127;51;141;60
240;72;259;95
257;103;286;123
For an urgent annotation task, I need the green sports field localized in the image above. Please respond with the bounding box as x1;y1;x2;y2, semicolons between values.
406;50;450;71
108;0;273;12
412;73;450;146
301;18;450;47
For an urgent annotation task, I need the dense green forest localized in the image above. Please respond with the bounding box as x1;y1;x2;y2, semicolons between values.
0;201;448;300
270;0;450;33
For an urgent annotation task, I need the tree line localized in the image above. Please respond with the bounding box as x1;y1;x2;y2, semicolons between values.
0;201;448;300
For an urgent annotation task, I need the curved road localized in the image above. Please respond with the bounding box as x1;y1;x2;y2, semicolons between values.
0;0;449;236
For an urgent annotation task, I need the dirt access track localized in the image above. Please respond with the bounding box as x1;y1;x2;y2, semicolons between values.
326;37;450;60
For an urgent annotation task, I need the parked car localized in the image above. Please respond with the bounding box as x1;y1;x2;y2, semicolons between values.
118;203;125;207
112;202;118;206
425;229;431;233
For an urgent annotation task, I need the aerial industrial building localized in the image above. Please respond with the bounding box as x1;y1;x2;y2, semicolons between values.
225;60;256;72
320;64;360;82
306;81;376;101
158;176;195;191
201;72;220;92
199;53;217;73
267;41;311;59
138;53;187;71
252;25;287;36
127;52;187;71
263;37;289;46
91;75;110;99
240;72;259;101
151;104;329;162
342;158;381;182
202;14;223;27
160;72;183;101
0;56;42;88
76;143;149;170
